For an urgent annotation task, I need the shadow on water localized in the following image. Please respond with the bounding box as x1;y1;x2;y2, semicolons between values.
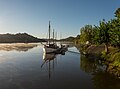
80;54;120;89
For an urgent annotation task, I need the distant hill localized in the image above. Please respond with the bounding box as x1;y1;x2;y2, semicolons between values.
60;36;75;42
0;33;46;43
60;35;80;42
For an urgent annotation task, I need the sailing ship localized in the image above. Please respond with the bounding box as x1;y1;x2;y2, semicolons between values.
43;21;59;54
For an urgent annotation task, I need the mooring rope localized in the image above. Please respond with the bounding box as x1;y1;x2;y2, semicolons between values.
67;50;80;54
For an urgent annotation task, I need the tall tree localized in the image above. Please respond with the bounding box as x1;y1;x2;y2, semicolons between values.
95;19;110;52
79;25;93;44
109;8;120;47
89;26;100;45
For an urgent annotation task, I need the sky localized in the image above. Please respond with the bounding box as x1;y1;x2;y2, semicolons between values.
0;0;120;39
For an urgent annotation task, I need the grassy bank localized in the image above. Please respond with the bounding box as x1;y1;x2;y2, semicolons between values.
102;47;120;77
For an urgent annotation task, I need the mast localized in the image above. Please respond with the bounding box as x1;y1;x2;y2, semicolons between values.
55;32;57;44
60;32;62;45
49;21;51;45
53;29;54;44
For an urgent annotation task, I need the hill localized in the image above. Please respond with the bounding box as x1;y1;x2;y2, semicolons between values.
61;36;75;42
60;35;80;42
0;33;46;43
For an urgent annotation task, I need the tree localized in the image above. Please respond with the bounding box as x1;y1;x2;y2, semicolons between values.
79;25;93;44
109;19;120;47
91;26;101;45
115;8;120;19
109;8;120;48
95;19;110;53
79;8;120;50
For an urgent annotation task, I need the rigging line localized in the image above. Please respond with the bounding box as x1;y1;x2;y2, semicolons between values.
67;50;80;54
46;30;48;39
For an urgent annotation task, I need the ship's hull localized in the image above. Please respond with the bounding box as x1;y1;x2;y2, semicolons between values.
43;46;57;54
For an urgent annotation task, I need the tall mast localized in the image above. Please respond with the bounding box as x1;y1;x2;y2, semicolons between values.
49;21;51;45
60;32;62;45
55;32;57;43
53;29;54;44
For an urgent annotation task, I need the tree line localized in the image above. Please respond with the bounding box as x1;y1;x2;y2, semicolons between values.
78;8;120;52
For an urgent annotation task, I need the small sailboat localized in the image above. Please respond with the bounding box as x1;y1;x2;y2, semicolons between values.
43;21;59;54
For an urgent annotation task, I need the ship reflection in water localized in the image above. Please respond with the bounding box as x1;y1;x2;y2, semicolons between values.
41;52;57;79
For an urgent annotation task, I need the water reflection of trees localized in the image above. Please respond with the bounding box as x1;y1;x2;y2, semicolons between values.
92;70;120;89
80;54;120;89
0;43;38;52
80;54;102;73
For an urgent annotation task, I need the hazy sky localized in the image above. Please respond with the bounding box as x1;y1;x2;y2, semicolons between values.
0;0;120;38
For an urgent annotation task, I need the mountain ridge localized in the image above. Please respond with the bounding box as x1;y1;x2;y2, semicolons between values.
0;33;46;43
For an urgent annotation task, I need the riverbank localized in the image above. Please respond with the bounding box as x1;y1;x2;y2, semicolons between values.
76;44;120;78
76;44;105;55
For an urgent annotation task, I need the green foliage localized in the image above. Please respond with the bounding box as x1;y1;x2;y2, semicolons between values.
115;8;120;19
79;8;120;48
79;8;120;70
78;8;120;77
79;25;94;44
107;48;120;63
101;50;107;59
98;20;110;45
109;18;120;47
92;26;102;45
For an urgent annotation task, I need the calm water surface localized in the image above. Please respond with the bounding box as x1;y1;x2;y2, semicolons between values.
0;43;120;89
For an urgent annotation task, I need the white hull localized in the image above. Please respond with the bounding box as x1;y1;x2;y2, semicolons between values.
43;46;57;54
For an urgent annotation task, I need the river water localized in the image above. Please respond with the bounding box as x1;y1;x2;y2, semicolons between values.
0;43;119;89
